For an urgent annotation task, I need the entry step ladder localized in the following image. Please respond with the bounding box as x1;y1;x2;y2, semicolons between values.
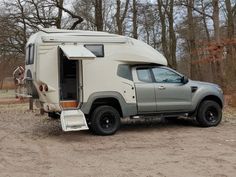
60;109;89;131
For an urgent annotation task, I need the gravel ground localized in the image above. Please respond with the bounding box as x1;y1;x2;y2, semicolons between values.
0;103;235;177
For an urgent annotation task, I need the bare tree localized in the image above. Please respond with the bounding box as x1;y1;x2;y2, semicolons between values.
0;0;235;90
199;0;211;42
157;0;177;68
225;0;236;88
166;0;177;68
212;0;224;86
212;0;220;42
186;0;198;79
132;0;138;39
225;0;234;39
115;0;130;35
52;0;84;29
94;0;103;31
157;0;168;61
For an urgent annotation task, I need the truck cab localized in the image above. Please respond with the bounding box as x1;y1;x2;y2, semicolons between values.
85;65;223;135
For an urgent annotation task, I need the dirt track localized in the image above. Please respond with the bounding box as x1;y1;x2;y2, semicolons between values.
0;104;235;177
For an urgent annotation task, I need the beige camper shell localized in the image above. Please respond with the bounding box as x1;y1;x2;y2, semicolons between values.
25;28;167;133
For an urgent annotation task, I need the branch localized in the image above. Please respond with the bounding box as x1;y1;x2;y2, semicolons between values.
54;0;83;25
121;0;130;23
69;20;82;30
176;2;213;19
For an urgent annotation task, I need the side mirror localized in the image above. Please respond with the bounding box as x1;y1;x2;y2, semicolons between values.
181;76;189;84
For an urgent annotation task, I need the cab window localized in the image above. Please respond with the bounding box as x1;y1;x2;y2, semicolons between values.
137;68;152;82
152;68;182;83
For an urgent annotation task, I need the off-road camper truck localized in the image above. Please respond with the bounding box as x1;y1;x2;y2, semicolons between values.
24;28;223;135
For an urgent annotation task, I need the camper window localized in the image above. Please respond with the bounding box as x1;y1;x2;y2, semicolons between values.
117;64;132;80
84;44;104;57
26;44;34;65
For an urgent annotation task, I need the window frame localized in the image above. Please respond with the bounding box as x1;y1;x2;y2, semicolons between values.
84;44;104;57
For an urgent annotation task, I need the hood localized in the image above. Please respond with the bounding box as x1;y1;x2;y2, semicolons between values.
189;80;220;88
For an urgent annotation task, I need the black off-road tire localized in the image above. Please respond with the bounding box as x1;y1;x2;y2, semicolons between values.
90;106;121;135
196;100;222;127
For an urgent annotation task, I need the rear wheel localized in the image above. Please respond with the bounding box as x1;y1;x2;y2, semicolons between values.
90;106;121;135
196;100;222;127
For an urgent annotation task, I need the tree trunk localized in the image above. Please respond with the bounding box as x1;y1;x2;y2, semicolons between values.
157;0;168;61
225;0;234;40
167;0;177;69
115;0;129;35
225;0;236;89
95;0;103;31
132;0;138;39
56;0;63;29
212;0;224;86
213;0;220;43
200;0;210;42
186;0;198;79
115;0;122;34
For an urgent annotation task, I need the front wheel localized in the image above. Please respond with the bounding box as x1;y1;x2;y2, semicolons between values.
196;100;222;127
90;106;121;135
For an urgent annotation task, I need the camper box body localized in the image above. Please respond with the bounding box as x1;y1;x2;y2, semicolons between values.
25;29;167;118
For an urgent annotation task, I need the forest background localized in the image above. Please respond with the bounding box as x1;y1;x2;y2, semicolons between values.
0;0;236;92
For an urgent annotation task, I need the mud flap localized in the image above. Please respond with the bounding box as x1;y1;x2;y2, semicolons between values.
60;110;88;131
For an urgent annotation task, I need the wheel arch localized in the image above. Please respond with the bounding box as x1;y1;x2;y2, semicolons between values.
192;95;223;117
199;95;223;108
89;97;123;117
81;91;137;118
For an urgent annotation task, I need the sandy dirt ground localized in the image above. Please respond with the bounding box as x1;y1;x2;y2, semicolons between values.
0;103;235;177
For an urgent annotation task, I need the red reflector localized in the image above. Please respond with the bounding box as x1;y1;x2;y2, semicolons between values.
60;101;79;109
44;85;48;92
39;85;43;92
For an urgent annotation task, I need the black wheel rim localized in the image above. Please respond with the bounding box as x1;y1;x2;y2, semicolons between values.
205;106;219;123
100;112;116;131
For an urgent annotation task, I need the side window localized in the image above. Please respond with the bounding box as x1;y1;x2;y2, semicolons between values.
152;68;182;83
117;64;132;80
84;44;104;57
29;44;34;64
137;68;152;82
26;44;34;65
25;46;29;65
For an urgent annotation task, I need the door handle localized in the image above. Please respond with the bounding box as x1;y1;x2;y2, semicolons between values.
158;86;166;90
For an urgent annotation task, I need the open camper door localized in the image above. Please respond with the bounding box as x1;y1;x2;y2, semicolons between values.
59;45;95;131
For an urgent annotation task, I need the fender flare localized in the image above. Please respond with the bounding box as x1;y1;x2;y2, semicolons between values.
81;91;137;117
